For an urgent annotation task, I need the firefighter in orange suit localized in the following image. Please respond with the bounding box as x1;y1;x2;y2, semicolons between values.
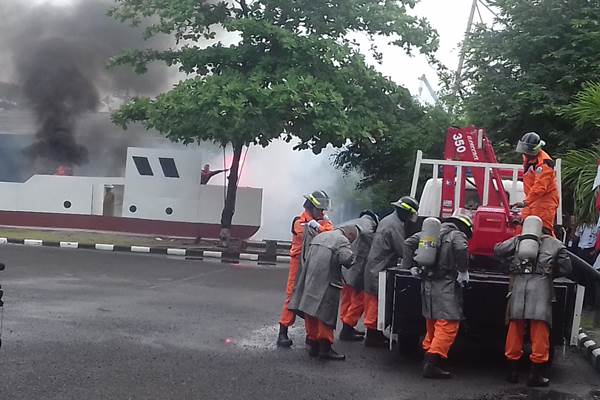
276;191;334;347
494;216;572;387
515;132;560;234
403;212;473;379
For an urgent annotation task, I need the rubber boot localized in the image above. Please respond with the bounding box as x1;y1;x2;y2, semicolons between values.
307;339;319;357
318;340;346;361
364;329;389;348
527;363;550;387
506;360;520;384
276;324;293;348
422;353;452;379
339;324;365;342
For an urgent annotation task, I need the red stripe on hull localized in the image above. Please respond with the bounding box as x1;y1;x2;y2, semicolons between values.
0;211;259;239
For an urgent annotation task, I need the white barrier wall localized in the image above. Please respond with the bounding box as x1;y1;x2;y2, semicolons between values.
0;176;124;215
0;147;263;227
122;148;262;226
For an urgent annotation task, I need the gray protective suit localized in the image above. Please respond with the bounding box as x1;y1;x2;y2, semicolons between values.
364;212;407;295
288;229;354;328
494;235;572;326
403;222;469;321
341;215;378;291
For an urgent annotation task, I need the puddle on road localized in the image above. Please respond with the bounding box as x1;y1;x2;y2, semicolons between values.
456;388;589;400
235;324;305;350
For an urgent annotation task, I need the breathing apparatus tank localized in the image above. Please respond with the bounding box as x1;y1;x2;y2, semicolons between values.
414;217;442;267
517;216;543;271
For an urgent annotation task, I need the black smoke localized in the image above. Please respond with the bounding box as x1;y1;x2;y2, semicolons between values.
19;38;99;169
0;0;176;173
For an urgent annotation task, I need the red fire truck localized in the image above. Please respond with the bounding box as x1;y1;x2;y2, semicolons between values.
379;127;589;357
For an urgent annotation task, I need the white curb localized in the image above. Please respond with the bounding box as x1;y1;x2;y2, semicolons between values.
60;242;79;249
276;255;291;263
131;246;151;253
24;239;43;247
95;244;114;251
203;251;222;259
167;248;187;256
240;253;259;261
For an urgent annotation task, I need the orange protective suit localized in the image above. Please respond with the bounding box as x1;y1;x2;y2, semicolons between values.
422;319;460;359
505;320;550;364
521;150;559;233
363;293;379;330
340;285;365;328
305;315;334;343
279;210;333;327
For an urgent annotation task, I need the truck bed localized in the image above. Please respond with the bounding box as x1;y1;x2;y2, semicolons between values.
380;268;583;351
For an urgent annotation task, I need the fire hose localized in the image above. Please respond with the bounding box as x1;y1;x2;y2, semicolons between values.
566;250;600;286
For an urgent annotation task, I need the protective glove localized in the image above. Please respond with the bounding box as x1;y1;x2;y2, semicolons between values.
410;267;421;277
456;271;470;285
306;219;321;231
322;214;330;221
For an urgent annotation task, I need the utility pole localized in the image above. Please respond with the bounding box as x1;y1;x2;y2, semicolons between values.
418;74;439;103
452;0;478;99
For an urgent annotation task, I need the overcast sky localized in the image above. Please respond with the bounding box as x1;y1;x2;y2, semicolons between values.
17;0;494;100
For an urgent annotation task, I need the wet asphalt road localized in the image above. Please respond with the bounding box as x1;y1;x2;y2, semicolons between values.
0;245;598;400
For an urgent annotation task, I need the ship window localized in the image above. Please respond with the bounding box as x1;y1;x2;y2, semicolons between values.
133;156;153;176
129;205;137;213
159;158;179;178
63;201;72;209
165;207;173;215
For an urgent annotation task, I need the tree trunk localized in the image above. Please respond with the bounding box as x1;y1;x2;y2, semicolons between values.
219;143;243;246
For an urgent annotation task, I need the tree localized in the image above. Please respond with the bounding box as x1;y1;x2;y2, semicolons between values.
108;0;438;243
562;83;600;225
334;105;451;211
459;0;600;160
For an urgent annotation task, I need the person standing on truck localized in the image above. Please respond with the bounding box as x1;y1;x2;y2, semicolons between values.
515;132;560;233
288;226;358;360
276;191;334;348
494;215;572;387
338;211;379;342
403;212;473;379
363;196;419;348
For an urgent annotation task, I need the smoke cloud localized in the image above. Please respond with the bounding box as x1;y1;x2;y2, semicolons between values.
19;38;98;169
0;0;176;173
0;0;369;240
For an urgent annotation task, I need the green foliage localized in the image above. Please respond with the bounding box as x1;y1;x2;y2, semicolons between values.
109;0;439;153
562;146;600;224
109;0;441;229
334;105;452;198
565;82;600;129
459;0;600;159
